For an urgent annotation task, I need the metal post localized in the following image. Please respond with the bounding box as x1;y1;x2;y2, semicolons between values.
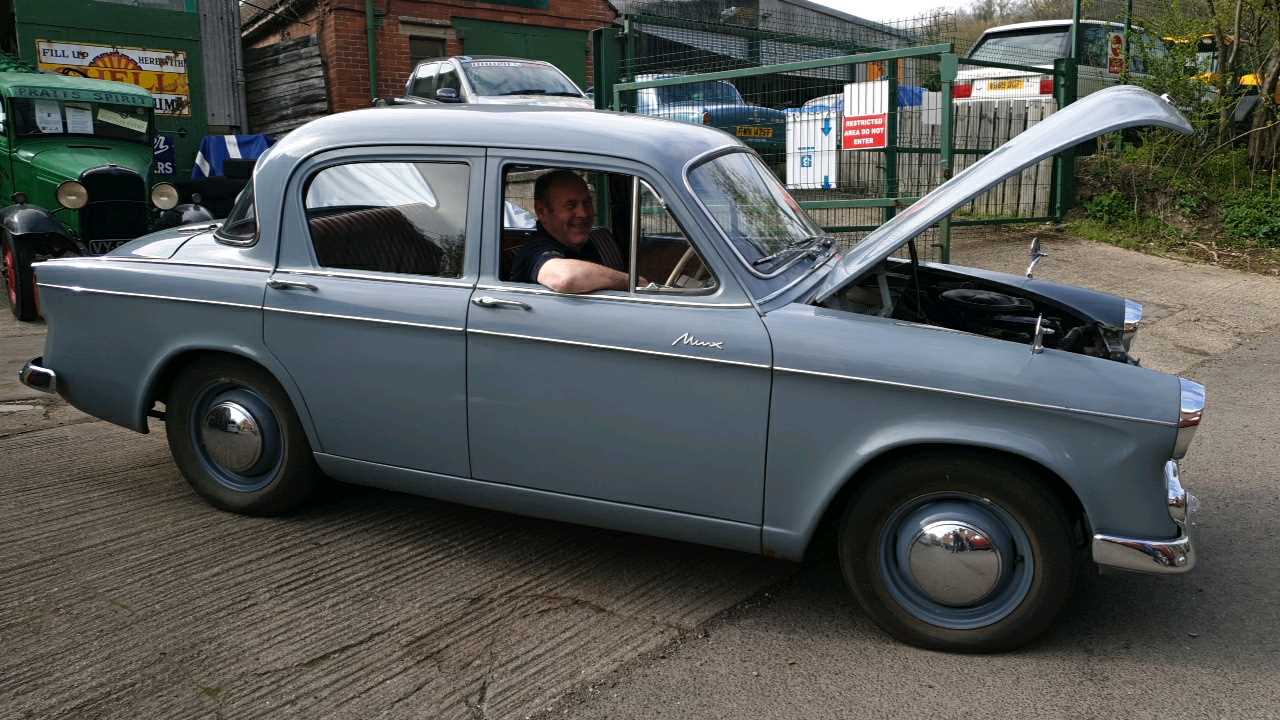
1070;0;1082;60
591;27;620;111
939;53;957;263
884;59;898;224
1122;0;1133;82
1051;58;1079;221
365;0;378;103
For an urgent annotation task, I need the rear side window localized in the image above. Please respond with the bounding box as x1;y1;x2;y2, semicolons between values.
304;161;469;278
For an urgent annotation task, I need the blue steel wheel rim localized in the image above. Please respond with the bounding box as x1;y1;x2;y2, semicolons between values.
189;382;284;493
878;492;1035;631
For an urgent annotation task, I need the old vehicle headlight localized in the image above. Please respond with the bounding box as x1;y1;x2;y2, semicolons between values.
151;182;179;210
1123;298;1143;351
1174;377;1205;459
56;181;89;210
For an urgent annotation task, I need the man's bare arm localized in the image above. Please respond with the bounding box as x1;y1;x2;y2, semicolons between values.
537;258;630;294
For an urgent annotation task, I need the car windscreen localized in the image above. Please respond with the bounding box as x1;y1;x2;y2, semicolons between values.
687;150;828;292
463;60;582;97
968;28;1070;65
11;99;151;143
656;80;743;105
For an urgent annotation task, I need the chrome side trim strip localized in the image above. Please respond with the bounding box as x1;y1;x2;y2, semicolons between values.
36;257;272;273
774;366;1177;427
472;284;752;309
36;283;261;310
264;305;463;332
468;328;769;369
276;268;476;288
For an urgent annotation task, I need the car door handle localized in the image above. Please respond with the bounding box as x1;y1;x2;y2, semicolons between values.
472;296;530;310
267;279;318;291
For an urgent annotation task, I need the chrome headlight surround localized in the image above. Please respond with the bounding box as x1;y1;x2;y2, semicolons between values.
1174;377;1205;459
1122;298;1143;351
151;182;179;210
56;180;89;210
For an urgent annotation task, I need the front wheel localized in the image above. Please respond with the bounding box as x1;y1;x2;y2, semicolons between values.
166;357;320;515
2;233;37;321
838;452;1079;653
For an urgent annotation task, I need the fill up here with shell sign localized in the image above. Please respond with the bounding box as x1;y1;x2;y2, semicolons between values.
35;40;190;116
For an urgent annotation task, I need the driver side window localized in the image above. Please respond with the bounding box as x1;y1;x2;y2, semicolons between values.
634;180;716;294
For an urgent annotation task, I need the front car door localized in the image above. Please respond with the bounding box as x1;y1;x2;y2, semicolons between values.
264;146;482;477
465;151;772;525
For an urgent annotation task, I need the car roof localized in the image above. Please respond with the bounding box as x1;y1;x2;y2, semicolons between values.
258;104;742;187
0;70;153;100
980;19;1144;35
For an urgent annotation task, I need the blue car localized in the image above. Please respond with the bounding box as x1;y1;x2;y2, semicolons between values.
633;73;786;155
21;87;1202;653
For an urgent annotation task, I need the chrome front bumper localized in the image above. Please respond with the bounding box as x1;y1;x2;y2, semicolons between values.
18;357;57;394
1091;460;1197;575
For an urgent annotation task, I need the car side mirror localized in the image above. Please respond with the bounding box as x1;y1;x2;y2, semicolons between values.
435;87;461;103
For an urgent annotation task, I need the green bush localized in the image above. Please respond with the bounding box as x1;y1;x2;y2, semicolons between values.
1083;191;1133;225
1222;191;1280;247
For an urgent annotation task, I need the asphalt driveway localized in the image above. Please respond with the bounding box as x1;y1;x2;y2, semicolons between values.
3;230;1279;719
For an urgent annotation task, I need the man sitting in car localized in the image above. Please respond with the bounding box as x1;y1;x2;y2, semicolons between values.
511;170;630;293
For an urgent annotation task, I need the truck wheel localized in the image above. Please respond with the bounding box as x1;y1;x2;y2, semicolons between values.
838;451;1078;653
2;234;36;321
166;356;320;515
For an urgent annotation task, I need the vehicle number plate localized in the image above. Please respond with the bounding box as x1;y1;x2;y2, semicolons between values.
89;240;125;255
736;126;774;138
987;78;1026;91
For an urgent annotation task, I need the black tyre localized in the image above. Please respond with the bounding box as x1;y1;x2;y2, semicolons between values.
2;233;37;321
166;356;320;515
838;451;1078;653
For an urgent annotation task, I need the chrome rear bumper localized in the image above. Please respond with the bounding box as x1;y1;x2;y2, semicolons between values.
18;357;57;394
1092;460;1196;574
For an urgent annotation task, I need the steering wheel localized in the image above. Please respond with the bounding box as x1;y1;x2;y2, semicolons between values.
665;246;711;288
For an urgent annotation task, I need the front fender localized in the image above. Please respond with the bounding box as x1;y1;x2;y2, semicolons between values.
1;204;84;256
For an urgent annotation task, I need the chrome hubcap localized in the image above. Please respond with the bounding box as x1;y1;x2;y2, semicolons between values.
200;401;263;473
881;495;1031;630
907;521;1003;607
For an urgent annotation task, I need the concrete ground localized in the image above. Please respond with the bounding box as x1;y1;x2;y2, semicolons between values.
3;231;1279;719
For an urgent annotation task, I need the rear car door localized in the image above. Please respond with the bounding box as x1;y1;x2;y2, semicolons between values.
264;146;482;477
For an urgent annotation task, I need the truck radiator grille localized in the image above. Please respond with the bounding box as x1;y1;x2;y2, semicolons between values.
80;166;149;249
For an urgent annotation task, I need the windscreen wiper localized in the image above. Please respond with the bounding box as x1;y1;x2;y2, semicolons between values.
751;235;834;267
501;89;548;95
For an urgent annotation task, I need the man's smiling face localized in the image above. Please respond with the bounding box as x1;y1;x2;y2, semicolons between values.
535;173;595;249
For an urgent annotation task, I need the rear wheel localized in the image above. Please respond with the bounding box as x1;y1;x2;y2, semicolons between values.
166;357;320;515
838;451;1078;653
2;233;36;321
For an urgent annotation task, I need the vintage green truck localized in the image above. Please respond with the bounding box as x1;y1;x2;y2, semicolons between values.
0;71;199;320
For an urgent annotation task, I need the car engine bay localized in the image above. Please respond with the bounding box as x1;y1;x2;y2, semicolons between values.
820;257;1136;363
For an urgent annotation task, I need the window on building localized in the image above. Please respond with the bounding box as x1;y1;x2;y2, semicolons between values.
305;162;469;278
409;36;447;72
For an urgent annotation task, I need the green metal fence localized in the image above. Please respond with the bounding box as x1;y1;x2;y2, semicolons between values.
596;24;1075;264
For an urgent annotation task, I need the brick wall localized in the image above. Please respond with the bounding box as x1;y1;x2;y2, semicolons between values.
319;0;615;113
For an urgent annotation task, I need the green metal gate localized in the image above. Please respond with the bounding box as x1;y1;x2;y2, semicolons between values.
596;27;1075;264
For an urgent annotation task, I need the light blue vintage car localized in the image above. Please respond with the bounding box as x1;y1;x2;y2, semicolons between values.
20;86;1203;653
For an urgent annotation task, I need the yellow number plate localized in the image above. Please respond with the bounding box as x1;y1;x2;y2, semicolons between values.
735;126;774;138
987;78;1026;91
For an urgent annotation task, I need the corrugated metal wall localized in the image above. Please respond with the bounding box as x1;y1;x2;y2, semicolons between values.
199;0;247;131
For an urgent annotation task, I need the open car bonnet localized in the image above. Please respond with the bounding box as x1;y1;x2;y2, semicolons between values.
810;86;1192;304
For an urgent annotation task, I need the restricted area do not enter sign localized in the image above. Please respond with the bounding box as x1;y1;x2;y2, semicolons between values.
842;80;889;150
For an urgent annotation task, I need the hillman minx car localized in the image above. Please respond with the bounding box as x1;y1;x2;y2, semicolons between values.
20;86;1203;652
0;72;195;320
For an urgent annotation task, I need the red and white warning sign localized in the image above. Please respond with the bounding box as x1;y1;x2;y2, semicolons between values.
841;80;889;151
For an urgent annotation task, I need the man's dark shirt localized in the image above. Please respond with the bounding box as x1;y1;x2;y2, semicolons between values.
510;224;606;285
